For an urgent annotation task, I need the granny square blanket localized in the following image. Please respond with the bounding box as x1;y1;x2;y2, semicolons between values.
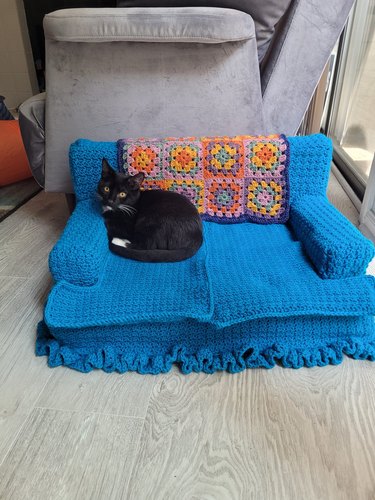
117;135;290;223
37;134;375;374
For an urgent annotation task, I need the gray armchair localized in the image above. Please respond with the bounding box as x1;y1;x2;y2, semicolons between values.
19;0;354;194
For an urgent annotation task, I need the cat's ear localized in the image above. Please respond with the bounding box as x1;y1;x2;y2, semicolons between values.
101;158;114;177
128;172;145;190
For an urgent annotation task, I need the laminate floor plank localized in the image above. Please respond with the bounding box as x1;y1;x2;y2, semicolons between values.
0;193;64;464
0;271;54;464
0;276;27;314
36;369;155;419
0;192;67;278
0;408;144;500
127;362;375;500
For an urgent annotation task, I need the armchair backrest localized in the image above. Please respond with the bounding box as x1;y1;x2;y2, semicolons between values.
44;7;264;192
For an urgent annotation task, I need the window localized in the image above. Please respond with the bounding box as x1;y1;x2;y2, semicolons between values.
322;0;375;198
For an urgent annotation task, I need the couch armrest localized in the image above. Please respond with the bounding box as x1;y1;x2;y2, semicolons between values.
49;199;108;286
289;196;374;279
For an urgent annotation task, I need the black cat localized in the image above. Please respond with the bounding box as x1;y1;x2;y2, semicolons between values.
98;159;203;262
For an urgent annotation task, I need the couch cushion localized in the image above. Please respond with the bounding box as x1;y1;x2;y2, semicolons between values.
45;215;375;330
44;7;255;43
116;0;292;59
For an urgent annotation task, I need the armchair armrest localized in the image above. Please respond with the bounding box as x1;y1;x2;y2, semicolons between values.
289;196;374;279
49;199;108;286
18;93;46;187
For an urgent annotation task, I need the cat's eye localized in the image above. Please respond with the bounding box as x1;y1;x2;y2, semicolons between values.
119;192;127;198
103;186;110;193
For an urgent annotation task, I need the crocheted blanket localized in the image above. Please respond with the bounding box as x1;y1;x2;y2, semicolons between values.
117;135;290;224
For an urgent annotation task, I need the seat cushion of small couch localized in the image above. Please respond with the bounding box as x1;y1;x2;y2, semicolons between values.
38;206;375;373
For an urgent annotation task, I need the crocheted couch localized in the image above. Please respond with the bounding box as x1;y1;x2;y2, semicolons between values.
37;134;375;373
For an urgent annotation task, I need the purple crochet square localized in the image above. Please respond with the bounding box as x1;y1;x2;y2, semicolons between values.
244;177;288;223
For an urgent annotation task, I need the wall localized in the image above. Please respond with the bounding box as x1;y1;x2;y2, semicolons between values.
0;0;38;110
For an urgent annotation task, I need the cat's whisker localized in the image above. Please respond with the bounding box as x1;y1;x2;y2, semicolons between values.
119;204;137;216
119;205;131;212
121;204;137;213
118;207;133;216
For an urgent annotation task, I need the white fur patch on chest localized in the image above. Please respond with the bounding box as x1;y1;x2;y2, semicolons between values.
111;237;131;248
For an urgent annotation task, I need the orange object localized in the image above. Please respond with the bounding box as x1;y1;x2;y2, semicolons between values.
0;120;32;186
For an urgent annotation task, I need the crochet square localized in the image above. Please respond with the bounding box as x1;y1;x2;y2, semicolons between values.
204;179;244;219
244;178;287;222
165;179;204;213
203;139;244;178
121;140;163;179
244;138;287;178
163;141;203;180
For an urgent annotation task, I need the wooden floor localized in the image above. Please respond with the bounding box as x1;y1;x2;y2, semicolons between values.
0;175;374;500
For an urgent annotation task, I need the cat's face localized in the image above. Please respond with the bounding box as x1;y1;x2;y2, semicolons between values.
98;159;144;214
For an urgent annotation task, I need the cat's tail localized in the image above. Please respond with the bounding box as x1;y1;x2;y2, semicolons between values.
109;241;202;263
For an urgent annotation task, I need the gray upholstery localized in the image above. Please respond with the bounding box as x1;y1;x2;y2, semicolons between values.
19;1;354;192
44;7;254;43
18;93;45;187
116;0;292;60
262;0;354;135
44;8;263;192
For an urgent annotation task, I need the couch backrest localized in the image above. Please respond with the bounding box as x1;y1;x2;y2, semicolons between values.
69;134;333;204
44;7;264;192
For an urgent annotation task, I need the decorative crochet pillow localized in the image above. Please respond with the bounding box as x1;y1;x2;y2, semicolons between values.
117;135;290;224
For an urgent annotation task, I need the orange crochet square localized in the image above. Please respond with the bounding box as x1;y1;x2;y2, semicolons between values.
205;179;244;218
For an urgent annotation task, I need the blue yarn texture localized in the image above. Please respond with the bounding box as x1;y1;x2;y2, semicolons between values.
38;134;375;373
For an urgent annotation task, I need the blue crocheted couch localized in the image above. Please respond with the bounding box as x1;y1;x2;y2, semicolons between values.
37;134;375;373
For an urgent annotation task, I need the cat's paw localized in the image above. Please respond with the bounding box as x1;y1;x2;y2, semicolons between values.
111;237;131;248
